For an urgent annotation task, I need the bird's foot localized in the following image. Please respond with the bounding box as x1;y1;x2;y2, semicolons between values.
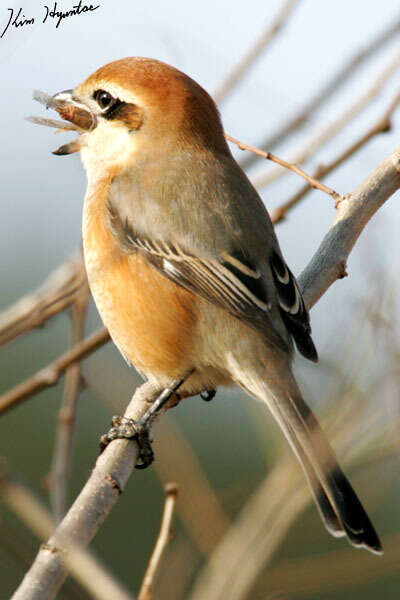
99;373;195;468
100;416;154;469
200;389;217;402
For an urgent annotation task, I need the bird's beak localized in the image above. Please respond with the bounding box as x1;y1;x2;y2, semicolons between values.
28;88;97;156
51;89;97;132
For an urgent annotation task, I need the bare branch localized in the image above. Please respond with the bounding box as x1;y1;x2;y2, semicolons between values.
299;145;400;309
225;133;341;201
241;17;400;169
213;0;299;103
251;51;400;189
138;483;179;600
10;145;400;600
50;283;91;522
0;254;86;348
10;384;162;600
0;327;110;415
271;90;400;224
1;474;134;600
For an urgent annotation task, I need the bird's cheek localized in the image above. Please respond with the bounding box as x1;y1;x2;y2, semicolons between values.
79;125;138;181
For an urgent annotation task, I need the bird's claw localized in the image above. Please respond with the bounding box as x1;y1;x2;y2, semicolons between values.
99;416;154;469
200;389;217;402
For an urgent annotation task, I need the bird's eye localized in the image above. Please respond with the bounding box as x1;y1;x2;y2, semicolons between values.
94;90;114;110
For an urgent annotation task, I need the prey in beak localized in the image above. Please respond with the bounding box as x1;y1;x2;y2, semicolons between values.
27;89;97;155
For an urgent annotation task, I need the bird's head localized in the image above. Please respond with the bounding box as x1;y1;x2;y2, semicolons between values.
33;57;228;180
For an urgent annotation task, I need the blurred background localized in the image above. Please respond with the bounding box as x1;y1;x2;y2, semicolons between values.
1;0;400;598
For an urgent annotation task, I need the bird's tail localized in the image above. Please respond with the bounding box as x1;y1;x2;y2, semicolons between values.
237;361;382;554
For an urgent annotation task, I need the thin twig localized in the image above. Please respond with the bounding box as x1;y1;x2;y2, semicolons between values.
50;279;91;522
10;145;400;600
250;51;400;189
240;17;400;169
138;483;179;600
155;415;230;556
213;0;299;103
225;133;341;201
270;90;400;224
0;473;134;600
0;254;87;348
0;327;110;415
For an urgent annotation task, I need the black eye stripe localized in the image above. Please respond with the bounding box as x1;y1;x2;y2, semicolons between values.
93;89;126;119
103;98;125;119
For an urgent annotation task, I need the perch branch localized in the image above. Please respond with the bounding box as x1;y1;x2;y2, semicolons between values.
138;483;179;600
225;133;341;201
0;327;110;415
0;474;133;600
240;17;400;168
299;145;400;309
213;0;299;103
10;147;400;600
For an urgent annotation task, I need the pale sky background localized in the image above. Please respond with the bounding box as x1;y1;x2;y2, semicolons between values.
1;0;399;390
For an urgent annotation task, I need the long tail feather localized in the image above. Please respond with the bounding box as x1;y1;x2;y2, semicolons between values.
238;363;382;554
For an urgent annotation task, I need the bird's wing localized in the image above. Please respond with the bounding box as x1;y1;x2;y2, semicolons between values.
107;198;317;358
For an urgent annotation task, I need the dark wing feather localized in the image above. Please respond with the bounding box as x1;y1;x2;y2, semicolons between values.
270;252;318;362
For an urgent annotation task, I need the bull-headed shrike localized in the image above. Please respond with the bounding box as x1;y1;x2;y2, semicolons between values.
32;57;381;553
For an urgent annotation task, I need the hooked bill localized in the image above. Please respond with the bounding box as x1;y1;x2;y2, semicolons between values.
27;89;97;155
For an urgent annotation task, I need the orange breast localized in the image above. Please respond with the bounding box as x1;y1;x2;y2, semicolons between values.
83;181;198;378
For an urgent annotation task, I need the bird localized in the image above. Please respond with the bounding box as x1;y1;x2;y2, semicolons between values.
39;57;381;553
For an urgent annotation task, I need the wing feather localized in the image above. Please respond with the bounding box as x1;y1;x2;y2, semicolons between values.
106;202;289;353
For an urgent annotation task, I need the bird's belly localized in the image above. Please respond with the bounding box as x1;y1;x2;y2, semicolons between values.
84;222;198;378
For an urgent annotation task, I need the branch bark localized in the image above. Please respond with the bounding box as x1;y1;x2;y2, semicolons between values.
299;145;400;309
0;254;86;348
1;475;134;600
0;327;110;415
10;146;400;599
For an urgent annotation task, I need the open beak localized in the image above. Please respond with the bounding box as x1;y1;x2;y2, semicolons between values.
27;88;97;156
51;89;97;132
